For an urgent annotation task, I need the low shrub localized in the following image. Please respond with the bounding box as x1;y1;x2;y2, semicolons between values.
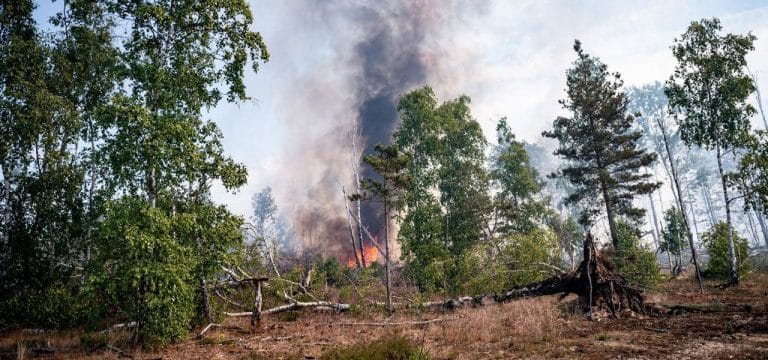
701;222;750;279
320;334;430;360
612;221;662;288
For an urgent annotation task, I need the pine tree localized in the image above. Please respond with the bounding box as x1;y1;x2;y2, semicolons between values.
362;144;411;315
543;40;659;248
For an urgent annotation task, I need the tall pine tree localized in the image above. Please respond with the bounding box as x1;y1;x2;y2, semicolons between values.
543;40;659;248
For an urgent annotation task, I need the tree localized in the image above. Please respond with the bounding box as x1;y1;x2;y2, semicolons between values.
362;144;411;315
660;208;689;275
629;82;704;291
252;187;278;237
702;222;750;279
546;212;584;271
736;130;768;247
394;86;491;293
489;118;547;236
542;40;659;247
665;18;756;285
85;0;266;343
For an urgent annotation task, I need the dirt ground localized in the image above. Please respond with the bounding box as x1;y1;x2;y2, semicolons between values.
2;273;767;359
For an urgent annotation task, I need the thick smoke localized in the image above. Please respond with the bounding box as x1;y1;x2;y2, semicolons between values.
264;1;487;260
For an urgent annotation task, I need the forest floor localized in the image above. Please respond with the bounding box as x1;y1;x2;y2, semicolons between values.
2;272;767;359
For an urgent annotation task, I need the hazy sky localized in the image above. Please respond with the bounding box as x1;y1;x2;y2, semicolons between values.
35;1;768;221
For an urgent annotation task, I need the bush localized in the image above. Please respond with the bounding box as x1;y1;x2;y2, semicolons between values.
463;228;560;295
0;285;91;330
612;221;662;288
86;198;196;347
701;222;750;279
320;334;430;360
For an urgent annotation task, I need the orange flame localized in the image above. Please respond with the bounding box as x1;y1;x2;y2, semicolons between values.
346;243;380;268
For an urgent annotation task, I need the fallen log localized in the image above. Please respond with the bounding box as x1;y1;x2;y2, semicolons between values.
225;300;350;317
401;232;647;317
335;318;454;326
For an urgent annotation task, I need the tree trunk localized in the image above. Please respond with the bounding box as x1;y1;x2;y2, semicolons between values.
663;127;703;292
350;132;366;267
200;277;213;324
384;204;392;316
648;194;661;251
755;205;768;247
702;187;717;228
342;186;361;269
599;173;619;248
716;144;739;285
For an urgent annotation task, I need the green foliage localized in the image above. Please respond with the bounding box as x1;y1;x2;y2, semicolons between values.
612;221;662;288
666;18;756;285
464;228;560;294
665;18;756;152
491;117;548;235
546;212;584;270
542;40;659;247
320;334;431;360
0;286;91;330
736;130;768;216
394;86;491;294
660;208;689;274
702;222;750;279
86;197;196;346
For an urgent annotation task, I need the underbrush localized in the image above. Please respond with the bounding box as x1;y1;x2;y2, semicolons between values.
319;333;430;360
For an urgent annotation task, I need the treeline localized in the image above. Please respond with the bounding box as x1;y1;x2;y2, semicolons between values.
0;0;267;346
356;20;768;300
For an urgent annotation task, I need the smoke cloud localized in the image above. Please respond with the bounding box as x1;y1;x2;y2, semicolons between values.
258;0;488;259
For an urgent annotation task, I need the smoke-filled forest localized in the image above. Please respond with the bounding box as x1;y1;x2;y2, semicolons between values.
2;1;768;359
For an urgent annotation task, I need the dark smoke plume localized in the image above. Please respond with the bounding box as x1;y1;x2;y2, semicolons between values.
268;1;487;259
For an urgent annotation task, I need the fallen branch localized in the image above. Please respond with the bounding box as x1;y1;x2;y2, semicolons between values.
225;301;350;317
643;327;669;333
99;321;137;334
107;344;133;359
197;323;222;338
335;318;454;326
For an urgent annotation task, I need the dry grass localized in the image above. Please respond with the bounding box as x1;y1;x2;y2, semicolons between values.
436;297;560;345
2;272;768;359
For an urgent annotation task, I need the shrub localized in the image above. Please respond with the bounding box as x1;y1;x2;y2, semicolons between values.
701;222;750;279
320;334;430;360
612;221;662;288
463;228;560;295
0;285;91;330
86;198;196;347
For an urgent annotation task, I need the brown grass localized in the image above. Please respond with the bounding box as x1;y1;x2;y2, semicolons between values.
2;272;768;359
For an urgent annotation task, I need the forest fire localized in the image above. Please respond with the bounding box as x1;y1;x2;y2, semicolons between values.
346;244;379;268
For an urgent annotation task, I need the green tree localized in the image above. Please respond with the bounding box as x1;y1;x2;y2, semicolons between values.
394;86;491;293
490;117;547;236
542;40;659;247
84;0;266;344
736;131;768;235
702;222;750;279
665;18;756;285
546;212;584;271
612;221;662;288
660;208;689;275
362;144;411;315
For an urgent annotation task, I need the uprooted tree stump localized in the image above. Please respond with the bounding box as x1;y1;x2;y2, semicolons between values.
494;232;647;318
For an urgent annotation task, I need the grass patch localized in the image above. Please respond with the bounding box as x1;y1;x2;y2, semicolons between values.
595;333;609;341
320;334;430;360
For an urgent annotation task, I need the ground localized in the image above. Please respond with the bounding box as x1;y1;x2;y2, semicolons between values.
2;273;767;359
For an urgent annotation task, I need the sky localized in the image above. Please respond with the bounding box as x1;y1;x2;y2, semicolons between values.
34;0;768;224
